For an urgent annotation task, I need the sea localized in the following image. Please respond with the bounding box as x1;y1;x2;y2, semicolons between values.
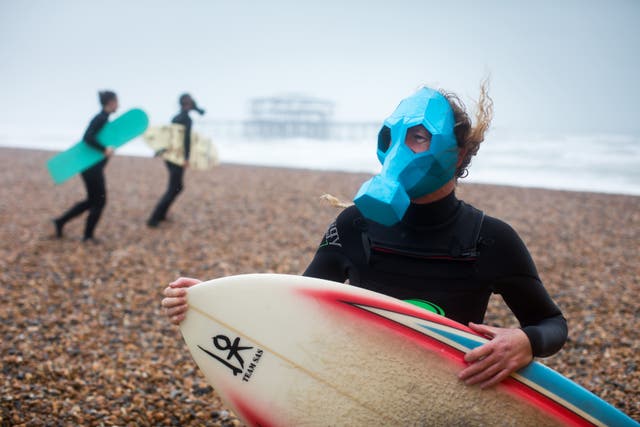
1;124;639;196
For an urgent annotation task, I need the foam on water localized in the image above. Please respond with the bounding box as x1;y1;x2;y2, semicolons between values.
1;124;638;196
208;130;640;196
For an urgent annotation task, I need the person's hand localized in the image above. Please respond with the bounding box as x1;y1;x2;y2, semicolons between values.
183;160;189;169
162;277;202;325
458;323;533;389
104;147;114;157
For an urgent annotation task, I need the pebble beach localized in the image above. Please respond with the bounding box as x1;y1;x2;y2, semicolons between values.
1;147;638;425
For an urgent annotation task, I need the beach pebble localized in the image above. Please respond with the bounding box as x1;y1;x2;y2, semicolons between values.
1;148;638;425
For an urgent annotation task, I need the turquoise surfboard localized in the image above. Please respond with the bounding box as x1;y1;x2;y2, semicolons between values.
46;108;149;184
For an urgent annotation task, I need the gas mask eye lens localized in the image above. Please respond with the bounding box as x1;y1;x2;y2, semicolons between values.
406;125;432;153
378;126;391;153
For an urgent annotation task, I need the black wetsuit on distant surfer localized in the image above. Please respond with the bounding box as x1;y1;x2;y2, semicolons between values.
304;192;567;358
53;91;118;242
147;93;204;227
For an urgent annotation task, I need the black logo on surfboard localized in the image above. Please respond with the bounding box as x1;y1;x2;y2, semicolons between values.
198;334;263;382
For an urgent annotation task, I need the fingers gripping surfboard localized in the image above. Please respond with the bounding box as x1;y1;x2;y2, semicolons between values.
179;274;638;427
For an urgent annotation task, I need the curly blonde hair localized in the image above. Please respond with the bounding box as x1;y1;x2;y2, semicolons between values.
439;78;494;179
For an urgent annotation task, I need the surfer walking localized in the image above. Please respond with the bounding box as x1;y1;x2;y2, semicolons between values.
147;93;205;228
161;80;568;389
52;91;117;243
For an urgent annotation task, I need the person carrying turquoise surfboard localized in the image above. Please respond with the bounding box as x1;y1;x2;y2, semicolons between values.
52;91;118;243
147;93;205;228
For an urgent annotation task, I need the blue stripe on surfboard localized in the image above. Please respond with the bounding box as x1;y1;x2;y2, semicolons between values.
419;324;638;427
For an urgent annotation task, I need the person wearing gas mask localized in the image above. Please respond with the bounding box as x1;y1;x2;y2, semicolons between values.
161;83;567;389
147;93;205;227
304;83;568;388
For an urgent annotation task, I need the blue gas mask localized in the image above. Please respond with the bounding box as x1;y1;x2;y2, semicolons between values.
354;87;459;226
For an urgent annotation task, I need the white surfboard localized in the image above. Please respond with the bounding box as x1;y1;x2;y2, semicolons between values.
143;124;218;170
179;274;638;427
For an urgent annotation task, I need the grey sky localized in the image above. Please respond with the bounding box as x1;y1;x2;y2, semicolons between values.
1;0;639;135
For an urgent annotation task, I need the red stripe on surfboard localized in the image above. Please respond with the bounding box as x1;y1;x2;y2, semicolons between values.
298;286;482;361
227;391;275;427
298;287;594;427
300;286;475;330
503;378;595;427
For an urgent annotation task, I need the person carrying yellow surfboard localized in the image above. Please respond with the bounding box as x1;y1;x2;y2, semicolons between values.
147;93;205;227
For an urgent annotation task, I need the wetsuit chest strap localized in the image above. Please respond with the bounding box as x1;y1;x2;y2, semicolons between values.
360;203;485;262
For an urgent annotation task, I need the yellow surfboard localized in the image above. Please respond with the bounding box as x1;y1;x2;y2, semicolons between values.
143;124;218;170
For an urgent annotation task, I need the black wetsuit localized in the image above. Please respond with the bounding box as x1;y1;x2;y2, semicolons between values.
304;192;568;357
55;111;110;239
148;110;192;224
